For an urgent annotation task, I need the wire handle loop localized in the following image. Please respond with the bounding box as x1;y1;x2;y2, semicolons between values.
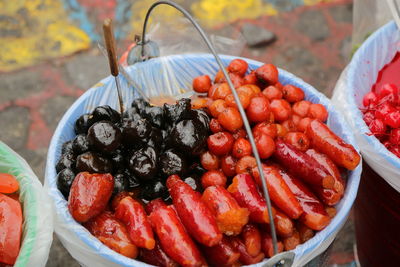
140;0;280;259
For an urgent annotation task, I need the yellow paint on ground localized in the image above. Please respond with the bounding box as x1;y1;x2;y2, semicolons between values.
191;0;278;28
0;0;90;72
304;0;336;5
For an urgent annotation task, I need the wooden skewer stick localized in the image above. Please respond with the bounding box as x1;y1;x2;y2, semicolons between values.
103;18;124;114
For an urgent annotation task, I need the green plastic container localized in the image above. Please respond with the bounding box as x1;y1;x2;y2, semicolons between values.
0;142;53;267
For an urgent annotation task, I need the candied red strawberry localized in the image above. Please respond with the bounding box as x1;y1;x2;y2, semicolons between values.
84;211;138;258
68;172;114;223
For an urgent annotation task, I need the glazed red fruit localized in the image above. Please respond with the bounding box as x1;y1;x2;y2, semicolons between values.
236;156;257;174
270;99;292;122
254;133;275;159
384;110;400;128
363;111;375;126
292;100;311;117
378;83;398;103
115;197;155;250
84;211;138;258
253;122;278;139
363;91;378;107
68;172;114;223
284;132;310;152
297;117;312;132
201;170;228;188
140;241;178;267
308;104;328;122
191;97;210;110
225;92;251;109
232;128;247;139
369;119;387;137
292;114;301;126
255;64;279;85
209;83;231;100
246;95;271;123
207;131;235;156
232;137;252;158
193;75;212;93
389;128;400;144
276;124;288;137
210;118;224;133
200;151;220;170
228;59;248;76
228;73;244;88
243;71;258;85
375;102;396;120
209;99;228;118
221;155;237;177
262;86;283;100
282;85;305;103
218;107;244;132
237;85;257;99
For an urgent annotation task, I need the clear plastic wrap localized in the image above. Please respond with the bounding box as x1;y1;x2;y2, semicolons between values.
0;142;53;267
45;54;361;267
332;21;400;192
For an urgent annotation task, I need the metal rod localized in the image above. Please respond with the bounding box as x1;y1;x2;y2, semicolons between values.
102;18;124;114
141;0;279;255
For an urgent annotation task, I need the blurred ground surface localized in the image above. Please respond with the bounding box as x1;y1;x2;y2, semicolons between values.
0;0;356;266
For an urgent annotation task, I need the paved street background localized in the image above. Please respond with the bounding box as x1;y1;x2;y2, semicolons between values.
0;0;356;266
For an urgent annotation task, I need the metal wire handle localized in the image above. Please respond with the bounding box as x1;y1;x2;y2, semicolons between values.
140;0;279;257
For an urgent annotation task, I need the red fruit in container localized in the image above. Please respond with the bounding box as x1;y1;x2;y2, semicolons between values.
253;122;278;139
209;118;224;133
167;175;222;247
214;69;226;83
228;73;244;88
292;100;311;117
193;75;212;93
232;137;252;158
378;83;398;103
274;208;295;237
262;85;283;100
389;128;400;144
292;114;301;126
221;155;237;177
308;103;328;122
254;133;275;159
207;131;235;156
68;172;114;223
246;95;270;123
218;107;244;132
270;99;292;122
276;124;288;137
191;97;211;110
241;224;262;257
209;99;228;118
148;202;206;266
228;59;248;76
230;236;265;265
201;236;241;266
236;156;257;174
232;128;247;139
201;170;227;188
243;71;258;85
200;151;220;170
84;211;138;259
0;173;19;194
390;146;400;157
363;111;375;126
227;173;275;224
255;63;279;85
284;132;310;152
369;119;387;137
0;193;22;265
375;102;396;120
282;84;305;103
140;241;179;267
282;230;301;251
225;92;251;109
260;230;284;258
202;186;249;236
384;110;400;128
297;117;312;132
363;91;378;107
115;197;155;249
209;83;231;100
281;119;297;132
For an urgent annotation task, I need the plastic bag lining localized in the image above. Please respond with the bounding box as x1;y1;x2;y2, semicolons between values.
332;21;400;192
45;54;361;267
0;142;53;267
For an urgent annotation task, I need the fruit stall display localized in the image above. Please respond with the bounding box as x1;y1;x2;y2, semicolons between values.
0;173;22;266
49;56;361;267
